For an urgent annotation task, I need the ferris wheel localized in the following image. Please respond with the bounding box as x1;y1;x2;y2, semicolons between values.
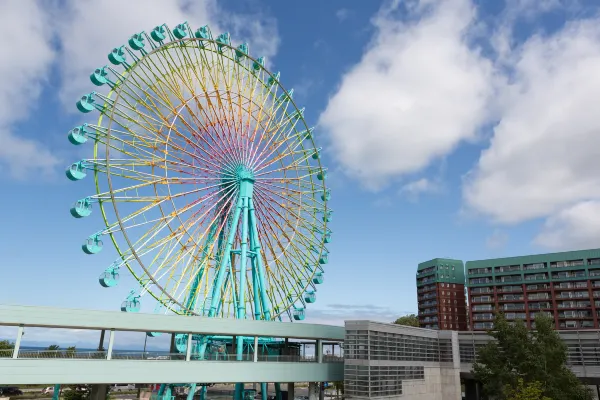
66;22;331;323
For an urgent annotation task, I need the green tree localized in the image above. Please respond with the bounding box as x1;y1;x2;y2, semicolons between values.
66;346;77;358
473;313;592;400
43;344;61;358
392;314;419;327
505;379;551;400
63;385;90;400
0;340;14;358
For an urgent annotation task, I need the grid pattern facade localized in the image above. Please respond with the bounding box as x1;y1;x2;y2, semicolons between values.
466;248;600;331
344;321;457;399
417;258;468;330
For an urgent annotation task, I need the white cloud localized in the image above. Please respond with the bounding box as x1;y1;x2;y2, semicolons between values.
400;177;441;201
54;0;278;108
486;229;509;249
534;201;600;250
335;8;352;22
303;304;414;326
319;0;495;190
0;1;60;178
464;17;600;233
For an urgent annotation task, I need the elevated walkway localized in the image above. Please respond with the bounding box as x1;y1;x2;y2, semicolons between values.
0;305;344;385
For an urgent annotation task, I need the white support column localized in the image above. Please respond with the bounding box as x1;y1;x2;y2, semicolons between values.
106;329;115;360
12;325;24;359
317;339;323;363
253;336;259;362
186;333;192;361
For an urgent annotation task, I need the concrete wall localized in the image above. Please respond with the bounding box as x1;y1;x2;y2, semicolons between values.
400;367;461;400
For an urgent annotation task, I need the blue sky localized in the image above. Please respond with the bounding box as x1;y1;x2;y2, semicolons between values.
2;0;600;347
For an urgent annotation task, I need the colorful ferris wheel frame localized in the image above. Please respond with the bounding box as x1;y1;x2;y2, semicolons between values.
65;22;332;322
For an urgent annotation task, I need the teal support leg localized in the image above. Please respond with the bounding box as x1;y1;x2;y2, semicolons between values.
164;385;172;400
261;383;268;400
52;384;60;400
234;383;243;400
237;197;249;360
187;384;196;400
249;198;271;320
208;196;243;316
199;385;207;400
158;384;166;397
275;383;282;400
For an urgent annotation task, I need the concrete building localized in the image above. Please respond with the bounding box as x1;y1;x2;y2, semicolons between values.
416;258;468;331
466;248;600;331
344;321;462;400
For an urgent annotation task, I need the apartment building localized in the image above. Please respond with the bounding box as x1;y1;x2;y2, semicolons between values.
416;258;468;331
466;249;600;331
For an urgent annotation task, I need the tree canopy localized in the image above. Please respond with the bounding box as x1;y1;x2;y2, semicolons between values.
473;313;592;400
0;340;14;350
505;379;551;400
392;314;419;327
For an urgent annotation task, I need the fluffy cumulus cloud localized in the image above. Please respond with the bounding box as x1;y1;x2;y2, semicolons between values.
319;0;495;190
534;201;600;250
0;1;60;178
463;17;600;242
0;0;278;179
54;0;279;107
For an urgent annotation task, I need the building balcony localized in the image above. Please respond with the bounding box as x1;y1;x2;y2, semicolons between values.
418;301;437;308
470;287;493;294
556;292;589;299
523;263;546;271
559;321;594;329
496;275;522;283
470;278;493;285
472;313;494;321
528;294;550;300
526;284;550;291
473;322;494;330
472;305;493;311
468;268;492;275
554;282;588;290
558;301;591;309
551;260;585;268
558;311;592;319
499;295;524;301
530;311;553;319
505;313;526;320
524;274;548;281
472;296;493;303
495;266;521;274
552;272;587;279
528;302;552;310
417;267;436;277
503;304;525;311
498;286;523;293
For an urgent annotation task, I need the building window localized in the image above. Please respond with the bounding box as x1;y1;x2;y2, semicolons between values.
452;266;455;270
453;283;456;288
444;324;447;328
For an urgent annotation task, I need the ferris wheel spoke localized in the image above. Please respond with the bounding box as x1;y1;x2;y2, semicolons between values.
253;210;309;304
253;191;322;270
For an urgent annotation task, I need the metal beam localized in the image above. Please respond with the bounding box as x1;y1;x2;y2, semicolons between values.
0;305;344;340
0;360;344;385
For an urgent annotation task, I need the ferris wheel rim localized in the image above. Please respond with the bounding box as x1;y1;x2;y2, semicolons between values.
87;33;329;318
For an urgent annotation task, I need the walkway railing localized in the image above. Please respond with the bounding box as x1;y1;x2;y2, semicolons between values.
0;349;344;363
